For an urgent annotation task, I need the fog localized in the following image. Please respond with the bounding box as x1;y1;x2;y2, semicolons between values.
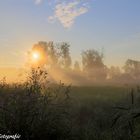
1;41;140;86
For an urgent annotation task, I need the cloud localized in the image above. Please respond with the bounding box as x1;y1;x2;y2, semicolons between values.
34;0;43;5
48;1;89;28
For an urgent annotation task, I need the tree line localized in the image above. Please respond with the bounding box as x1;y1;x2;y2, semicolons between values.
28;41;140;85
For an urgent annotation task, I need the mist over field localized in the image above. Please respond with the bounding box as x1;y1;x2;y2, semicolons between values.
1;41;140;86
0;0;140;140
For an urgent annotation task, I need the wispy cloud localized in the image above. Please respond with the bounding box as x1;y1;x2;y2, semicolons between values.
34;0;43;5
34;0;90;28
48;0;90;28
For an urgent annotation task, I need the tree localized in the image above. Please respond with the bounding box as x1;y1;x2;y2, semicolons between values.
108;66;121;79
29;41;59;68
74;61;80;71
59;42;72;69
30;41;72;70
82;49;104;71
46;42;59;67
123;59;140;79
81;49;107;80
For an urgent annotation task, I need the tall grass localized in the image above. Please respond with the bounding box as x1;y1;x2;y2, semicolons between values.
0;67;71;140
0;68;140;140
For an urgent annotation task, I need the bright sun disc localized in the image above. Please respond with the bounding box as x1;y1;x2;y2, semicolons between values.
32;52;40;60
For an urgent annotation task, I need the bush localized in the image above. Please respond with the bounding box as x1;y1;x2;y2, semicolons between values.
0;67;71;140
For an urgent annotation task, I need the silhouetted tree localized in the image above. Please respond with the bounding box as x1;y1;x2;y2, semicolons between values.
59;42;72;69
82;49;104;71
108;66;121;79
27;41;48;67
29;41;59;68
74;61;80;71
123;59;140;79
29;41;72;70
47;42;59;67
81;49;107;80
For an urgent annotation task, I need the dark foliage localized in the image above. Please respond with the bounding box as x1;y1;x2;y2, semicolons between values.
1;68;140;139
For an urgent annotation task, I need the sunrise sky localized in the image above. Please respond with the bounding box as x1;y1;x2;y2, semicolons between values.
0;0;140;68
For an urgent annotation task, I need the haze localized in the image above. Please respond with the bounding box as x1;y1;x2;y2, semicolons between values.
0;0;140;83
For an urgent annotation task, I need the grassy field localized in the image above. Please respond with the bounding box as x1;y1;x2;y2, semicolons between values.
71;86;128;103
0;70;140;140
70;86;131;105
69;86;140;140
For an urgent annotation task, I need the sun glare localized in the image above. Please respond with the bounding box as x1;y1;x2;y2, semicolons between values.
30;50;46;66
32;52;40;60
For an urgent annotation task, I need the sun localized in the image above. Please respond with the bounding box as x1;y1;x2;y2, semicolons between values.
32;52;39;59
32;51;40;61
29;49;46;66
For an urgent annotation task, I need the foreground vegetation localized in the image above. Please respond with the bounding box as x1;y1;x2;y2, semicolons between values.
1;68;140;140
